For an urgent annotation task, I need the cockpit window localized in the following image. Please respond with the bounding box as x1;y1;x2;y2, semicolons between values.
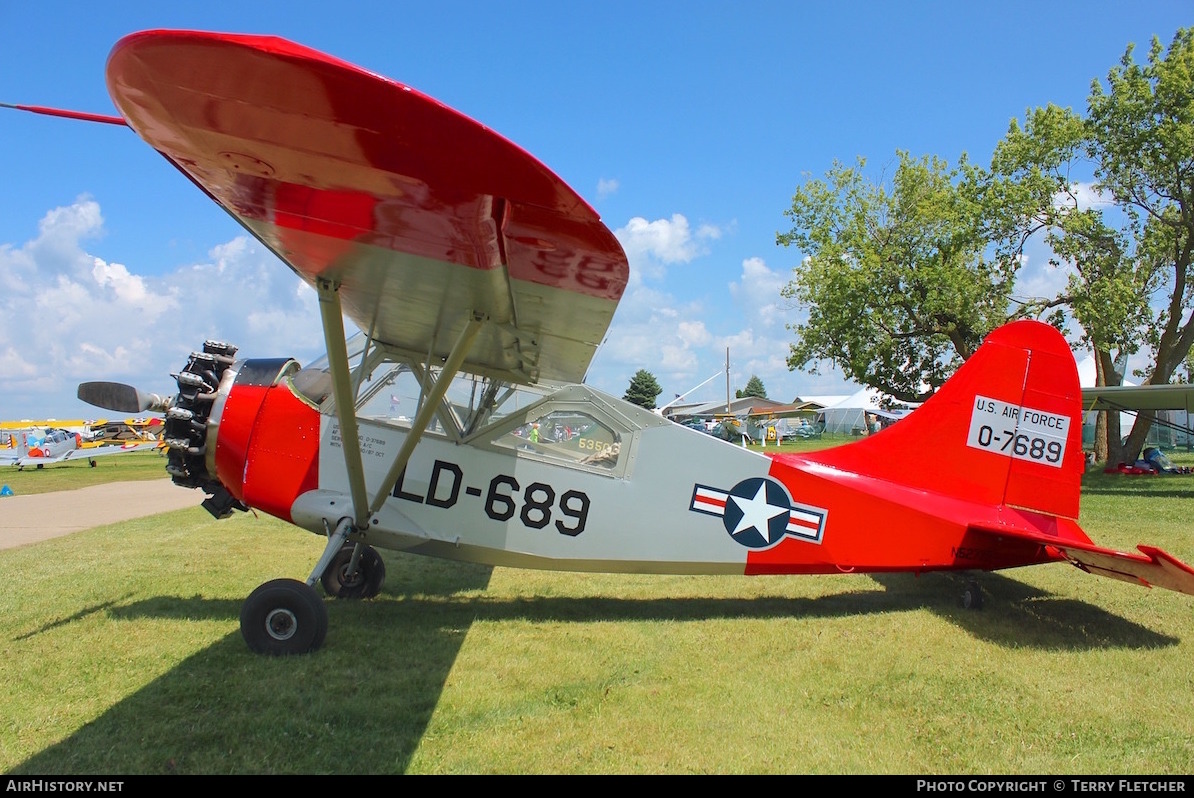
322;344;632;473
355;363;416;426
493;409;622;470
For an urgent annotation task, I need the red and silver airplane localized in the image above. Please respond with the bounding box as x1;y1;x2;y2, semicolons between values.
11;29;1193;655
0;426;157;469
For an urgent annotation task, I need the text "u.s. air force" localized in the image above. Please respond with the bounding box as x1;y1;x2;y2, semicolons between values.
966;395;1069;468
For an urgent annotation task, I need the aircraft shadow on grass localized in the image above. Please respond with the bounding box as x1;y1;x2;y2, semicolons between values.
102;569;1178;651
15;559;1176;655
10;559;1176;775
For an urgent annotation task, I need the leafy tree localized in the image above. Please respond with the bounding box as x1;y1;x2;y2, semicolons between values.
990;28;1194;463
736;375;768;399
623;369;662;409
777;29;1194;465
777;152;1024;404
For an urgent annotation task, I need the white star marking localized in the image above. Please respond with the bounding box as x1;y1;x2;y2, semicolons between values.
729;483;788;542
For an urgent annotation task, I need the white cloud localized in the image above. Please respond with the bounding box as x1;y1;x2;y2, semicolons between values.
1063;180;1115;211
0;346;38;381
728;256;790;329
0;198;326;420
584;244;848;405
677;319;712;347
614;214;722;281
1008;225;1074;315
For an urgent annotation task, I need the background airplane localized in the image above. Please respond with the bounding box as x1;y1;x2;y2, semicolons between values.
0;426;158;469
1081;382;1194;452
84;416;164;447
1081;383;1194;413
29;29;1194;656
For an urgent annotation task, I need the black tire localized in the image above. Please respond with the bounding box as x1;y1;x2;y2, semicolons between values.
961;580;984;610
321;544;386;599
240;578;328;655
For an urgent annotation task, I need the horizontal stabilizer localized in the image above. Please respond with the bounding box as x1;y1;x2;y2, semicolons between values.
1058;543;1194;596
967;522;1194;596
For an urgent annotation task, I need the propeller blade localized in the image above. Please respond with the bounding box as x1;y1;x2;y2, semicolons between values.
77;381;172;413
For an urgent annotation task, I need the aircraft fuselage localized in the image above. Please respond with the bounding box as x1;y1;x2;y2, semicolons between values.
202;358;1072;579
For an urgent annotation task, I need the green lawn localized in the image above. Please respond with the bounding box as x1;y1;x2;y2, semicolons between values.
1;446;1192;774
0;450;168;495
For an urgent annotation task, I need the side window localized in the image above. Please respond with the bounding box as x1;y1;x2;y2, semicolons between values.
494;410;622;470
354;365;451;434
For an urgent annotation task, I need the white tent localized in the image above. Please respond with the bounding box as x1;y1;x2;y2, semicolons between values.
814;387;915;435
1076;355;1136;444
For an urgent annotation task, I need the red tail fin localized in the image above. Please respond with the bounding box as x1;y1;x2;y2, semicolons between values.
806;320;1083;520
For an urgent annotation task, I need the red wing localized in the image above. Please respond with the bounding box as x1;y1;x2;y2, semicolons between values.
105;30;628;385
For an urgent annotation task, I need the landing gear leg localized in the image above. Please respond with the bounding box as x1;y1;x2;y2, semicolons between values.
309;516;386;599
238;517;354;655
321;543;386;599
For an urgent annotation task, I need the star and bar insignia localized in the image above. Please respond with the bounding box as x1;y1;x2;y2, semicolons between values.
690;476;826;550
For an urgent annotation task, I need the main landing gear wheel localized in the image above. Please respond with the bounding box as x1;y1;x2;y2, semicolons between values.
321;544;386;599
240;578;328;655
961;579;984;610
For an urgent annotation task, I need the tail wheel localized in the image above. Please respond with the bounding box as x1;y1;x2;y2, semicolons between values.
961;580;984;610
240;578;328;655
321;544;387;599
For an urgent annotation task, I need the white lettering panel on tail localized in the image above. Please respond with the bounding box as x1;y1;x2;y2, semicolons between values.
966;395;1069;468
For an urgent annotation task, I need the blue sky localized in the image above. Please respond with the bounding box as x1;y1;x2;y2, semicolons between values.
1;2;1189;421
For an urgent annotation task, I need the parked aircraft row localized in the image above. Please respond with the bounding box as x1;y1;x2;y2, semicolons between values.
1;419;162;469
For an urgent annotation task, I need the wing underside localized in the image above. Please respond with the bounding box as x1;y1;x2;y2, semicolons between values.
105;30;629;386
1081;384;1194;412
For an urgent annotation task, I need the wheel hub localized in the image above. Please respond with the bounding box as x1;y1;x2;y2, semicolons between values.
264;607;299;641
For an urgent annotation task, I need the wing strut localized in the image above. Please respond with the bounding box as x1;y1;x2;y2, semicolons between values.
316;279;371;530
368;315;484;516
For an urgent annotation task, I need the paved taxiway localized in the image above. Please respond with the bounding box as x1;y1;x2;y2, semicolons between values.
0;479;199;550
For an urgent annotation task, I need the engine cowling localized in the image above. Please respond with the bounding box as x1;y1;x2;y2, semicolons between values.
163;343;322;521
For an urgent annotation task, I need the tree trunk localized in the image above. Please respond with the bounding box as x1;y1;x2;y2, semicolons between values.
1096;350;1127;466
1122;412;1155;465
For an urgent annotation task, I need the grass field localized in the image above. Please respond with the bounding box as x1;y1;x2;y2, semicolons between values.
0;450;168;496
1;443;1192;774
